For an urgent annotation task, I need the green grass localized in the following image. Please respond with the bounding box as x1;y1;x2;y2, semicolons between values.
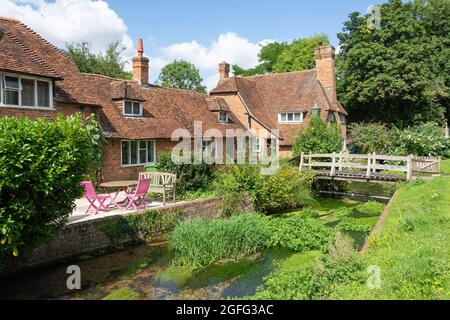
332;177;450;300
441;159;450;175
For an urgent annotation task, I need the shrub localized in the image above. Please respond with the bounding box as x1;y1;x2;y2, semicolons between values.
158;152;216;194
350;122;450;158
0;115;102;260
215;163;315;216
352;201;385;218
170;213;269;269
267;216;333;252
293;117;343;156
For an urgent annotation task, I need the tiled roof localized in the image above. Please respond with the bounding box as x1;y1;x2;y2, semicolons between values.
83;74;245;139
205;97;231;112
0;17;100;107
210;69;348;145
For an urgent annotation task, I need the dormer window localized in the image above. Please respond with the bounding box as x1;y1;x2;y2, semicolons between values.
123;100;142;117
339;114;347;125
218;111;229;123
0;73;52;109
327;112;336;122
278;112;305;123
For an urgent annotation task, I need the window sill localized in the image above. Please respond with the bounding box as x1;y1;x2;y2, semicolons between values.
0;104;55;111
121;163;156;168
278;121;304;124
124;116;145;119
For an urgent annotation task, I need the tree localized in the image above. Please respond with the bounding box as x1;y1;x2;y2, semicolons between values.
66;41;132;80
233;42;289;76
293;118;343;156
158;60;206;93
233;36;329;77
272;34;329;73
336;0;449;126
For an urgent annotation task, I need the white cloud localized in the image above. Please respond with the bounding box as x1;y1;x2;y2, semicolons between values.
0;0;134;56
0;1;272;90
151;33;274;90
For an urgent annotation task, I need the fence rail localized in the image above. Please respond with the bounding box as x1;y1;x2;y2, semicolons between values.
299;152;414;181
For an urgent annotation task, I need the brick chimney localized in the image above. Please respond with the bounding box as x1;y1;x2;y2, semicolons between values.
132;38;149;86
0;28;5;41
219;61;230;80
314;45;336;102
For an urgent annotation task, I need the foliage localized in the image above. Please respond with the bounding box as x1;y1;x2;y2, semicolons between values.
351;201;385;218
248;233;364;300
214;163;315;216
0;115;102;260
350;122;450;157
332;177;450;299
233;35;329;76
170;213;269;269
441;159;450;175
272;34;329;73
337;216;379;233
267;216;333;252
99;209;181;248
293;117;343;156
157;60;206;93
158;152;216;194
233;42;289;76
66;41;132;80
336;0;450;125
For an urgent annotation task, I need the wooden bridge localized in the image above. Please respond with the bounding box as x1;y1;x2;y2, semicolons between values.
299;153;441;183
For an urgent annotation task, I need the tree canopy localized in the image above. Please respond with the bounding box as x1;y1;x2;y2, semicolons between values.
66;41;132;80
157;60;206;93
336;0;450;126
233;35;329;76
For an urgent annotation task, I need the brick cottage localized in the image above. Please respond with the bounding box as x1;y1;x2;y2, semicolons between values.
0;17;348;181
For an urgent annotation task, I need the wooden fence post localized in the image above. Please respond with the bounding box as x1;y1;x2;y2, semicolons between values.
331;152;336;176
372;152;377;173
366;153;372;178
407;155;413;181
299;152;304;171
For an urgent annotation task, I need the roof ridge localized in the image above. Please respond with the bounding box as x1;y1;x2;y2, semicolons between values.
82;73;124;81
0;16;21;23
245;68;316;79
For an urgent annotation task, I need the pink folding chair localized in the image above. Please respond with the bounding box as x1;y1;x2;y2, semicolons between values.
80;181;113;215
122;178;151;211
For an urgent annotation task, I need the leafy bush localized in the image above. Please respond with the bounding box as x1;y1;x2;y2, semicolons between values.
0;115;102;260
215;163;315;216
267;216;333;252
337;216;378;233
158;152;216;194
170;213;269;269
293;117;343;156
351;201;385;218
99;209;181;248
350;122;450;158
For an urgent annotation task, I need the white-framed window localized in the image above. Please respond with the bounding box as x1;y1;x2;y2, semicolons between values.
278;112;304;123
0;73;53;109
202;138;217;157
123;100;143;117
218;111;229;123
327;112;336;122
252;136;261;153
121;140;156;167
339;114;347;125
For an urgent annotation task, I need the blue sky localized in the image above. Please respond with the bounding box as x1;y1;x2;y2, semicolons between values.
0;0;384;89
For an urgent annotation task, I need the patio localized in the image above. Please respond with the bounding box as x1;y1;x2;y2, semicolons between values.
69;191;185;225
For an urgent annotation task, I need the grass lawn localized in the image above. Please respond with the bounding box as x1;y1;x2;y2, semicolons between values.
332;176;450;300
441;159;450;175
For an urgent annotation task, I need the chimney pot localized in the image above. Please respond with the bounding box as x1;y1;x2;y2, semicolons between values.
133;38;149;86
219;61;230;80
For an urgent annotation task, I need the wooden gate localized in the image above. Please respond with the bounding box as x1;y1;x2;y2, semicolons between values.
412;156;441;175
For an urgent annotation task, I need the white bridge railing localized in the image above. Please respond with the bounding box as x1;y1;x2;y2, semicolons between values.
299;152;414;181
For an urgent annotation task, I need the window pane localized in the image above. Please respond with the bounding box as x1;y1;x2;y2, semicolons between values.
37;81;50;107
281;113;287;121
294;113;301;121
133;102;141;115
287;113;294;121
4;76;19;89
121;141;129;165
148;141;155;163
124;101;132;115
4;90;19;105
21;79;35;107
130;141;138;165
139;141;147;164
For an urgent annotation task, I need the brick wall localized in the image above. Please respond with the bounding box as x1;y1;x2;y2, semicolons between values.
0;102;97;120
15;198;227;271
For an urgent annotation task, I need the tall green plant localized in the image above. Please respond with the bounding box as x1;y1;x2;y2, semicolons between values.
0;115;103;261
